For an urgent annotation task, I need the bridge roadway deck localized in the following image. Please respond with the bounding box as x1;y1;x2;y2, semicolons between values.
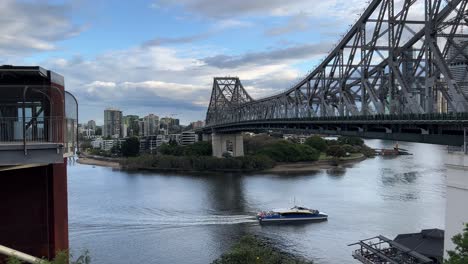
198;114;468;146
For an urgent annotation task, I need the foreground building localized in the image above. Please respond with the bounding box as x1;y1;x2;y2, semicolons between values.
0;66;78;261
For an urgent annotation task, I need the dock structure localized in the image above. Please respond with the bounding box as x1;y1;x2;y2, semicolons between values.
349;236;434;264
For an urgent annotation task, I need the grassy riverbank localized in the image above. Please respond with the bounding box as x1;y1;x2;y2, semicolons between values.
212;236;312;264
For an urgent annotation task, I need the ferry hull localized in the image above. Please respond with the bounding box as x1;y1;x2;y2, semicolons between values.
258;214;328;224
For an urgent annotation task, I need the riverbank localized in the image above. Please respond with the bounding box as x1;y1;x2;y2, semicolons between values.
77;154;121;168
265;153;367;173
78;152;367;173
212;235;312;264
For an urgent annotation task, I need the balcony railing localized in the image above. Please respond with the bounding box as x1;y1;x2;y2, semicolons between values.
0;244;45;264
0;116;77;156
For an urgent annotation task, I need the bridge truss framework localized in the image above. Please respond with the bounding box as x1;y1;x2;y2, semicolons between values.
206;0;468;127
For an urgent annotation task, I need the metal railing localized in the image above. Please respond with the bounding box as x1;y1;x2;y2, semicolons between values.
0;116;77;156
0;244;46;264
0;116;63;143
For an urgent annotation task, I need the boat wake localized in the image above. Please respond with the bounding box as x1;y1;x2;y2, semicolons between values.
70;211;257;237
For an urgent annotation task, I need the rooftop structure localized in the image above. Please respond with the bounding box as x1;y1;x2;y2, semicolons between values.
349;235;434;264
0;65;76;261
0;65;78;165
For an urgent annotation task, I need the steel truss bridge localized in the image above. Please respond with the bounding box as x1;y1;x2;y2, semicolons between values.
202;0;468;146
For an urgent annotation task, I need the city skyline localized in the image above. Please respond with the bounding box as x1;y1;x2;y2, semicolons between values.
0;0;365;125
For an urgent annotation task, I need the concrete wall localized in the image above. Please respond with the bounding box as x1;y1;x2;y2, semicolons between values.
212;133;244;158
0;161;68;263
444;152;468;259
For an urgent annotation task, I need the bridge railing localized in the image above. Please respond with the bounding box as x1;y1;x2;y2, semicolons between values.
207;112;468;126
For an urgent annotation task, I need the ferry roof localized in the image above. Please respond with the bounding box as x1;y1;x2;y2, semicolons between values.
270;207;316;214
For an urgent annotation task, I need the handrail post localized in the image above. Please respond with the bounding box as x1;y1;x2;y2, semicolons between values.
22;86;29;155
463;127;468;154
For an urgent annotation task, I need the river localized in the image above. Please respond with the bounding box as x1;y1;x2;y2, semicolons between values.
68;140;447;264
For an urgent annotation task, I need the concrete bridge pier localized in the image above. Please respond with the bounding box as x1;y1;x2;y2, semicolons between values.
212;133;244;158
444;128;468;259
202;133;211;142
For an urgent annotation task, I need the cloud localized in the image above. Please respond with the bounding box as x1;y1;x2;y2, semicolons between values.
143;32;212;46
0;0;83;58
202;43;331;68
143;19;251;47
153;0;364;19
43;39;324;123
265;12;310;36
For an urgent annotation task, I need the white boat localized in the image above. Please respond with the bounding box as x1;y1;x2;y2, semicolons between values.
256;206;328;223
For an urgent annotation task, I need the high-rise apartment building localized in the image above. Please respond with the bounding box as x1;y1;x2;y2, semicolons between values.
103;108;123;138
143;114;159;136
123;115;140;136
87;120;96;130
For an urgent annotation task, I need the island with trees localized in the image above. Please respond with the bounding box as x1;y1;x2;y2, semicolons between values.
78;134;375;173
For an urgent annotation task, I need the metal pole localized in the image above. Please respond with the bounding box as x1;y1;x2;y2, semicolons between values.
463;127;468;154
22;86;28;155
0;244;46;264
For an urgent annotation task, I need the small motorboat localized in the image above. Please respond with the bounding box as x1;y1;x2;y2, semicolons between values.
256;206;328;223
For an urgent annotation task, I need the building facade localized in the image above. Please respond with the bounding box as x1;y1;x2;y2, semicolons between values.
87;120;96;130
143;114;159;136
0;66;77;262
103;108;123;138
191;120;205;129
180;131;198;146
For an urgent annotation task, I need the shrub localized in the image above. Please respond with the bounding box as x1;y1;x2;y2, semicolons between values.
159;143;184;156
326;145;346;158
341;144;354;154
244;134;281;155
183;141;212;156
445;223;468;264
304;136;328;152
212;235;311;264
258;141;319;162
326;139;339;146
121;137;140;157
122;154;274;172
337;136;364;146
360;145;376;157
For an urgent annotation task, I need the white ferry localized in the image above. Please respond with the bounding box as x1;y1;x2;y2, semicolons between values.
256;206;328;223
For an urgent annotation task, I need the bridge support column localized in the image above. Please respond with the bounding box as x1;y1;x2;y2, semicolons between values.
212;133;244;158
202;133;211;142
444;150;468;259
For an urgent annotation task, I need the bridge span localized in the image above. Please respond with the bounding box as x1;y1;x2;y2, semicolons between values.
199;0;468;156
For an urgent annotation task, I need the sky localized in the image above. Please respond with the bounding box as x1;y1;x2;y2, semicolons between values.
1;0;367;125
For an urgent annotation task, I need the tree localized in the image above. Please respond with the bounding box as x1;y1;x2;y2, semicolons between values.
258;140;320;162
95;127;102;136
338;136;364;146
80;140;92;151
326;145;346;158
184;141;212;156
305;136;328;152
110;144;121;155
445;223;468;264
121;137;140;157
159;143;184;156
